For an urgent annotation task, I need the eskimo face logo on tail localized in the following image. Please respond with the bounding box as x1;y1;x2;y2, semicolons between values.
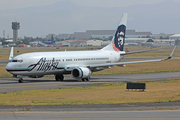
112;24;126;53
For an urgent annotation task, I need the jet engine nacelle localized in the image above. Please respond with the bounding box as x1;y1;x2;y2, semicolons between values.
72;67;92;79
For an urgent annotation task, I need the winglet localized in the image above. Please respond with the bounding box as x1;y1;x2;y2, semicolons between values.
9;47;13;60
164;45;176;60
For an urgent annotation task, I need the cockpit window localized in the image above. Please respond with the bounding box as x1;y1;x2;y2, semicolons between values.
9;59;23;63
17;60;23;63
12;60;18;62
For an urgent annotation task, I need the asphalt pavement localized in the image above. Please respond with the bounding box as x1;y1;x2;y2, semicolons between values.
1;72;180;119
0;110;180;120
0;72;180;93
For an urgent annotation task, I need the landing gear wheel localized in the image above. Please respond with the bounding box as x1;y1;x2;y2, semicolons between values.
82;77;90;82
86;77;90;81
55;74;64;81
55;75;59;81
19;78;23;83
59;74;64;81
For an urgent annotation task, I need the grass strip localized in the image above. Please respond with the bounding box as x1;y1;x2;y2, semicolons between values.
0;65;12;77
0;79;180;106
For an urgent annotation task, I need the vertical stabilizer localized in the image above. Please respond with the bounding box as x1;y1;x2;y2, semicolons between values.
101;13;127;53
9;47;13;60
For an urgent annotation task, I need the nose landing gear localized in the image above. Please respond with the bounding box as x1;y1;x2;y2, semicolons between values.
17;75;24;83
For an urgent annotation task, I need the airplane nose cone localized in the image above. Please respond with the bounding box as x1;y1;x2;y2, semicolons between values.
5;63;14;73
5;63;11;72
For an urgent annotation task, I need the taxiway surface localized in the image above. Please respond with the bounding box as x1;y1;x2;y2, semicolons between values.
0;110;180;120
0;72;180;93
1;72;180;119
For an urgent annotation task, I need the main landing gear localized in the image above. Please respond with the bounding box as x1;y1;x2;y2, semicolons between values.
82;77;90;82
55;74;64;81
19;78;24;83
55;74;90;82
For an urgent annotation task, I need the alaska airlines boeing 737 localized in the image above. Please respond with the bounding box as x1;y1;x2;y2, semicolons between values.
6;13;176;83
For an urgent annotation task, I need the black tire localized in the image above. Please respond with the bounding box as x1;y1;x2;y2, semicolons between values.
55;74;64;81
55;75;59;81
86;78;89;81
59;74;64;81
19;78;23;83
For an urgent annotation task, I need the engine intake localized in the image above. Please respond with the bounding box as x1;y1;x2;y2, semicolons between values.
72;67;92;79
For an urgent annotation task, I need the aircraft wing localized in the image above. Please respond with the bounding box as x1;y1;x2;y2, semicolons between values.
64;46;176;71
90;45;176;68
120;49;158;55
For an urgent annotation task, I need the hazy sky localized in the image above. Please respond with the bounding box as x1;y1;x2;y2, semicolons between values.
1;0;180;38
0;0;179;10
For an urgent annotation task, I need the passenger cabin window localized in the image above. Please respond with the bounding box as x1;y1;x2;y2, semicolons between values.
75;58;109;61
66;59;72;61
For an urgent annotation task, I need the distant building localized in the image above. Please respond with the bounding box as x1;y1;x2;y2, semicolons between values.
126;38;175;46
61;40;89;47
87;40;102;46
91;35;111;39
5;39;13;43
47;30;178;40
170;34;180;40
68;30;152;39
57;39;106;47
125;38;149;45
126;30;152;38
170;34;180;46
102;41;111;46
56;34;70;40
151;33;173;39
46;34;56;40
46;29;178;46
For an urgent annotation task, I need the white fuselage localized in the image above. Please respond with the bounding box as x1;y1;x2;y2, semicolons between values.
6;49;124;77
6;13;128;80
